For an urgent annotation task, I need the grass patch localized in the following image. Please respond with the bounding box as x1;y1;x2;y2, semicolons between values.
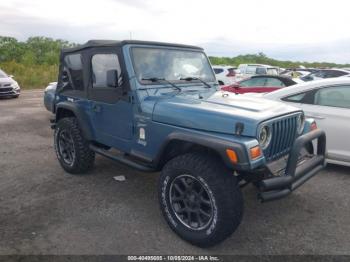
0;61;58;89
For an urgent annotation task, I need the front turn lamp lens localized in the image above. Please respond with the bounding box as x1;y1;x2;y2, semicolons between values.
310;121;318;131
226;149;238;164
250;146;262;160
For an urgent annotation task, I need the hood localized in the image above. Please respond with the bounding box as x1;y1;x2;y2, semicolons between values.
151;90;300;137
0;77;16;86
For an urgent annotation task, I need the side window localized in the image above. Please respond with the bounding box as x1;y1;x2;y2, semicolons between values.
255;67;267;75
265;78;285;87
282;90;315;104
240;78;266;87
63;54;84;90
238;65;246;74
91;54;122;88
326;70;348;78
246;66;256;74
213;68;224;74
314;85;350;109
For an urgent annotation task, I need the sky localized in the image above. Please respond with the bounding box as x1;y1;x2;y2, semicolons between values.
0;0;349;63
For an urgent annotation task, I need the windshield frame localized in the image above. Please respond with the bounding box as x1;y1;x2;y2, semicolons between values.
130;46;216;87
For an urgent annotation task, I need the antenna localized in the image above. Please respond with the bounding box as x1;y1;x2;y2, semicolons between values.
129;31;132;40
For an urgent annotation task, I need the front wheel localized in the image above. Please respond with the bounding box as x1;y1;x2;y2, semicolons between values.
158;152;243;247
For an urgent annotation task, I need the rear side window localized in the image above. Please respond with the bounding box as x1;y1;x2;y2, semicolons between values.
63;54;84;90
92;54;122;88
265;78;284;87
325;70;348;78
213;68;224;74
282;91;315;104
239;77;266;87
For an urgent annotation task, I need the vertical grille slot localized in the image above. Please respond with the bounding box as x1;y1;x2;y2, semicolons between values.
263;114;299;161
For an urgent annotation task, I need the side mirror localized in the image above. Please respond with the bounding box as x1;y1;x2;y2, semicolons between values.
107;69;120;88
8;75;14;78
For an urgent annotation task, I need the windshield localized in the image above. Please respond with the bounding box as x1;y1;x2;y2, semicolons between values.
0;69;8;78
131;47;216;84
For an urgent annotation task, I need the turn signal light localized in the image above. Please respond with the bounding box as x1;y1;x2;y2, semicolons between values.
226;149;238;164
311;121;318;131
250;146;262;160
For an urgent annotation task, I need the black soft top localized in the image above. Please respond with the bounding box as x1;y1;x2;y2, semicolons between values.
61;40;203;54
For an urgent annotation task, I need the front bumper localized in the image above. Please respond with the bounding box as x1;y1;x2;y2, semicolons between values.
258;129;326;202
0;87;20;97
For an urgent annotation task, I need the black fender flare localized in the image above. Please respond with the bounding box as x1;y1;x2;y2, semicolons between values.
55;101;95;141
154;131;250;170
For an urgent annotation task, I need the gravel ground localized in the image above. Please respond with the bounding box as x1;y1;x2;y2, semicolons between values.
0;91;349;255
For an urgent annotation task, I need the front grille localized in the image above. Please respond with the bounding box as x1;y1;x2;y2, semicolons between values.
263;114;299;162
0;87;13;92
0;83;11;88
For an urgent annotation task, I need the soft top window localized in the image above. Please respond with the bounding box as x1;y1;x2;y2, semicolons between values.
62;53;84;91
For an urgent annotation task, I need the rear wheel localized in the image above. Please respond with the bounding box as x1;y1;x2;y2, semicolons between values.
54;117;95;174
159;152;243;247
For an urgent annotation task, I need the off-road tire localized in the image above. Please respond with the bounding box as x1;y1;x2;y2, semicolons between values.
54;117;95;174
158;152;243;247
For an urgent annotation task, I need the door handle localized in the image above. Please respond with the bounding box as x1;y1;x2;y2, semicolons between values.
92;104;101;113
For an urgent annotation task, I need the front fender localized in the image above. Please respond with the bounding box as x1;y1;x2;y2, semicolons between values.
155;131;262;171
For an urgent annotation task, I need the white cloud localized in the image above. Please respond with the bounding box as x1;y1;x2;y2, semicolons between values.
0;0;349;63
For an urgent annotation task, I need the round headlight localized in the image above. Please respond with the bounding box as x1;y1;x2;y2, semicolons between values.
259;125;272;150
297;113;305;135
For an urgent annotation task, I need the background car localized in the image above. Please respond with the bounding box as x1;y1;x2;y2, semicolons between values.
221;75;297;94
262;78;350;167
43;82;57;112
212;65;237;85
0;69;21;98
236;64;279;80
280;70;312;79
301;69;350;82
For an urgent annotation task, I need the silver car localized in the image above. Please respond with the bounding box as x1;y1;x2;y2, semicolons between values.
0;69;21;98
43;82;57;112
262;78;350;167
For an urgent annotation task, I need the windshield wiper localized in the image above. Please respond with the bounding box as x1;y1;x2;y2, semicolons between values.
180;77;212;88
141;77;181;91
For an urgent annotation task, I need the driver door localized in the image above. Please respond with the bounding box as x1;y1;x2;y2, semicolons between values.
88;49;133;150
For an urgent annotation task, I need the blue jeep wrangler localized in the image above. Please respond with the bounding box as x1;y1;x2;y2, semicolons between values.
51;40;326;247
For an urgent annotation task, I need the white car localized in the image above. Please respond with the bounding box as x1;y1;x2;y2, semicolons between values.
0;69;21;98
236;64;279;81
262;78;350;166
212;66;237;85
301;69;350;82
